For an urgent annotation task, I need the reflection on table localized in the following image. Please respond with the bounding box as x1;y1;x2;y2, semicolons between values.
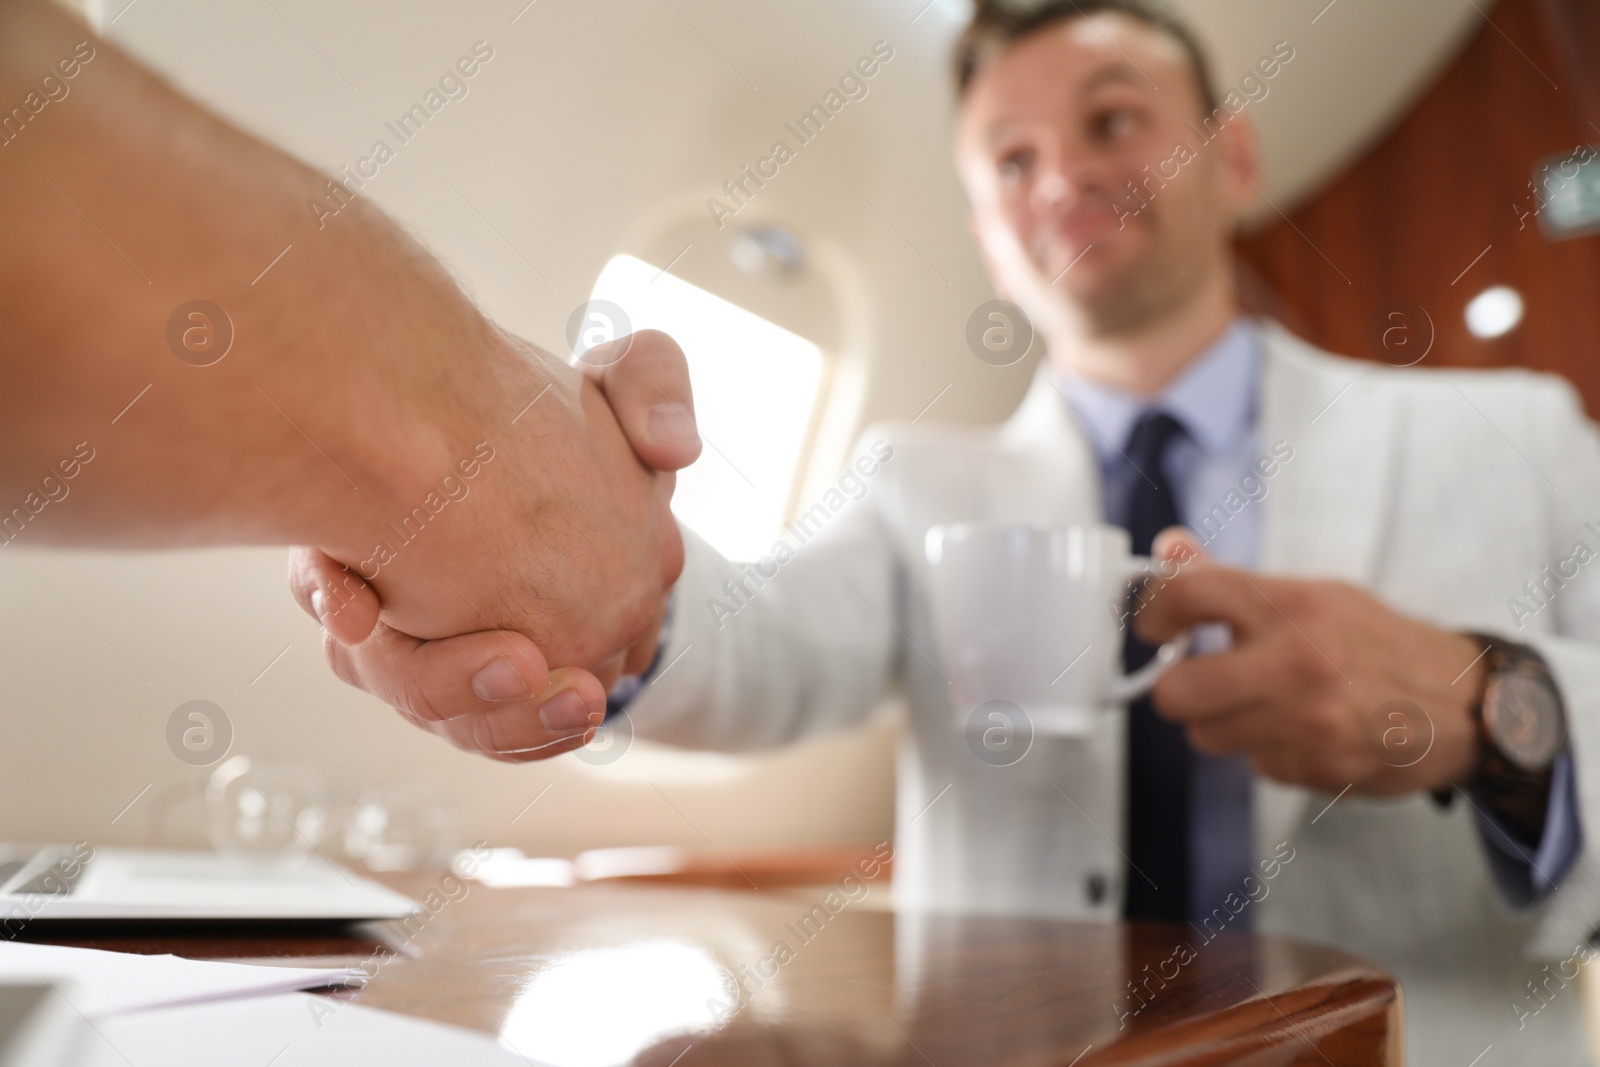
26;861;1401;1067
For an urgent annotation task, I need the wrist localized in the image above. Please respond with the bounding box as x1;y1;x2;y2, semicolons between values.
1428;634;1565;842
254;207;524;555
316;323;586;635
1419;632;1491;792
312;321;526;564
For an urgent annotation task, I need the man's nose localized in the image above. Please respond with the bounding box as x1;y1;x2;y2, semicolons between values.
1028;150;1092;214
1032;168;1069;212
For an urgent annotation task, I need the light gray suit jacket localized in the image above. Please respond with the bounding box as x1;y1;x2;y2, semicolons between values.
629;321;1600;1062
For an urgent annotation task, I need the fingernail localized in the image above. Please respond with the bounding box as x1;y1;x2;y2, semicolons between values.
472;657;530;702
649;403;700;446
539;689;594;732
310;588;327;620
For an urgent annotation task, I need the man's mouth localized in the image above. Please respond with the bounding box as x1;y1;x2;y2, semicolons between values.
1033;200;1128;277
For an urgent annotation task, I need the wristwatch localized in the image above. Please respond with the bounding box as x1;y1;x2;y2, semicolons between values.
1461;633;1567;835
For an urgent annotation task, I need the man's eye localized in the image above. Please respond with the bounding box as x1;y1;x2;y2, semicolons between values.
1093;108;1139;140
998;148;1034;179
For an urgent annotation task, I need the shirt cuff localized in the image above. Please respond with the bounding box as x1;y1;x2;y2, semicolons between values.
1473;751;1583;907
603;592;675;721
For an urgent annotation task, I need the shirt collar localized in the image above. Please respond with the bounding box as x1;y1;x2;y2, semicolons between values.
1054;317;1261;462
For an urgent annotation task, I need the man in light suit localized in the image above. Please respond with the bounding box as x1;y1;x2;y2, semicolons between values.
301;0;1600;1058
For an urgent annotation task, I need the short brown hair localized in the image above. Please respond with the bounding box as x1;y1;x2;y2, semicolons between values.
953;0;1218;114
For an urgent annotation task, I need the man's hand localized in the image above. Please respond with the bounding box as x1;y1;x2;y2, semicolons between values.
288;329;700;762
0;0;697;761
318;328;697;668
0;0;690;682
1134;531;1487;796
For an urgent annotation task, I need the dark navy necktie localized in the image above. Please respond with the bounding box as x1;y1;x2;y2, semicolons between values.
1118;410;1193;923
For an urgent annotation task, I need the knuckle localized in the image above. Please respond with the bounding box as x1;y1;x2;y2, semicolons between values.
1273;581;1312;617
449;712;495;755
321;633;357;688
463;714;500;754
620;589;661;647
1312;707;1345;746
1280;637;1336;691
1296;579;1349;621
396;674;443;723
660;521;686;588
464;710;527;756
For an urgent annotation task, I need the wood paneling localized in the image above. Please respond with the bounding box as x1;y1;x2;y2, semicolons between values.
1236;0;1600;413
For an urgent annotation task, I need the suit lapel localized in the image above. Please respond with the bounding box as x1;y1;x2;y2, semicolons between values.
993;323;1405;585
996;368;1105;526
1258;320;1402;586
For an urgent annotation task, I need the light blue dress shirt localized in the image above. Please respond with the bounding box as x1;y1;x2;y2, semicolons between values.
1054;317;1579;909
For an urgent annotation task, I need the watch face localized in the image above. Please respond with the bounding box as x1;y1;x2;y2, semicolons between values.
1484;666;1565;772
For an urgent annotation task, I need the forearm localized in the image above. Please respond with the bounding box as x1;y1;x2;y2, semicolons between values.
0;0;510;554
628;523;900;750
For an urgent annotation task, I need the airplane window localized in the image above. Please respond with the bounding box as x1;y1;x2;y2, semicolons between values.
587;254;824;562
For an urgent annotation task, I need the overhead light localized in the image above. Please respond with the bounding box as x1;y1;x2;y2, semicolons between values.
1464;285;1524;340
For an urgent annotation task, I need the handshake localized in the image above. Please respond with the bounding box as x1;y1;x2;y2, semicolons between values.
286;329;702;764
0;0;690;766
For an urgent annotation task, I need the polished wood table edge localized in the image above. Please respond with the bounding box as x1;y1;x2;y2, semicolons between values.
1079;968;1402;1066
9;877;1404;1066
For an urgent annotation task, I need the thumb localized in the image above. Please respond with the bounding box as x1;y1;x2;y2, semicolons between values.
1152;525;1208;570
585;329;702;472
288;547;382;646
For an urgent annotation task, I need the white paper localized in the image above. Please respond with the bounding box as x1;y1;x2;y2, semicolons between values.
0;941;363;1018
66;992;544;1067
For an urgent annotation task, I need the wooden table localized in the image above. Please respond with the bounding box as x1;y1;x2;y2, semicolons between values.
23;874;1401;1066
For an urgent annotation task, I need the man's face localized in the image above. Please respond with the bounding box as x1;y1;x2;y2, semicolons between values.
955;14;1255;340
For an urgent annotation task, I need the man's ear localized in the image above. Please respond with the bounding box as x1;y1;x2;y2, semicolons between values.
1212;111;1263;220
